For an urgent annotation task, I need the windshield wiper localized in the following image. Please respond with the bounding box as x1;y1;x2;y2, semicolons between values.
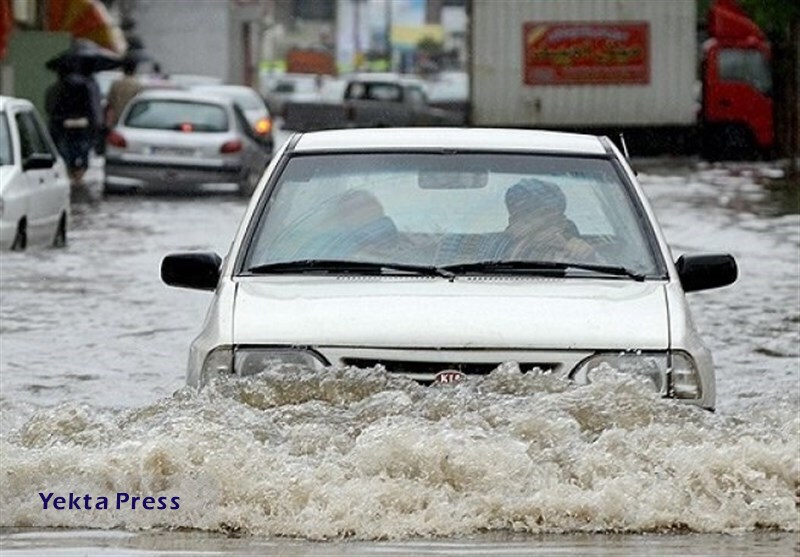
440;260;646;281
247;259;456;279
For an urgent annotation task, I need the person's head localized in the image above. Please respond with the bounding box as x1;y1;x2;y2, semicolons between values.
334;190;384;226
505;178;567;231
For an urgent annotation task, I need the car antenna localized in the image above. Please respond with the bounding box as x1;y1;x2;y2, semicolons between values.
619;133;630;159
619;133;637;175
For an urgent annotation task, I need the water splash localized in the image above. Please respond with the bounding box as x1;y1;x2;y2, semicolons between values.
2;365;797;539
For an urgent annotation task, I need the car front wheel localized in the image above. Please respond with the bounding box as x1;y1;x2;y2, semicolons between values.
53;213;67;248
238;167;261;198
11;219;26;251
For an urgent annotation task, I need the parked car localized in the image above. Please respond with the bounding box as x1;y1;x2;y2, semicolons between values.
0;96;70;250
104;89;271;196
282;72;463;132
424;71;469;125
161;128;737;410
188;84;274;153
261;72;323;117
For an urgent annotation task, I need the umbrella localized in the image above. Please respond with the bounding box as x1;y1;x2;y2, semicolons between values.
46;0;127;55
46;38;123;74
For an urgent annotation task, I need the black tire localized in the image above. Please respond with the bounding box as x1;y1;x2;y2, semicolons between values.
702;124;756;162
11;219;26;251
238;168;260;198
53;214;67;248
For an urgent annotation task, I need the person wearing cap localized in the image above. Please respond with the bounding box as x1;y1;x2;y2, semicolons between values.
503;178;597;261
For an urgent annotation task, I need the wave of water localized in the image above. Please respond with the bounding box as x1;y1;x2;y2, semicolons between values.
2;364;797;540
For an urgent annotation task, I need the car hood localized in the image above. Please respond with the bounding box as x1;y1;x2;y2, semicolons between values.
232;277;669;349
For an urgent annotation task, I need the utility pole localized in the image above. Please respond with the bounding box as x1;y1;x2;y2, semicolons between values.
385;0;392;71
790;17;799;181
353;0;362;70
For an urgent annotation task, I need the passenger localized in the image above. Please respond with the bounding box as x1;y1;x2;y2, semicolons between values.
326;190;398;258
503;178;597;261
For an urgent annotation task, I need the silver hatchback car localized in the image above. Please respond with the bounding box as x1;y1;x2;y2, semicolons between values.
162;128;738;410
104;89;270;196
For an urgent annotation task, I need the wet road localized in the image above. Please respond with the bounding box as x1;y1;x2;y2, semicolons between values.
0;156;798;555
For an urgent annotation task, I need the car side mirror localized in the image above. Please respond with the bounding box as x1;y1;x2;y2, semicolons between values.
23;153;55;171
161;252;222;291
675;254;738;293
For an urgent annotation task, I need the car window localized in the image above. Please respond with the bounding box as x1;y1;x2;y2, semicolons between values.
0;113;12;165
15;111;53;160
124;100;229;132
347;82;402;102
718;48;771;95
227;90;264;111
243;153;663;275
406;87;426;106
272;77;317;94
232;103;255;138
26;109;57;156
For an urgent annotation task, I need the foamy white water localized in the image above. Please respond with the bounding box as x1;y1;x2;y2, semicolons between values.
1;158;798;554
1;365;798;540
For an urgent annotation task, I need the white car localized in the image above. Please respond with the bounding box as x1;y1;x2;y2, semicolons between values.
161;128;738;410
104;89;271;196
0;96;70;250
261;72;323;116
188;84;274;152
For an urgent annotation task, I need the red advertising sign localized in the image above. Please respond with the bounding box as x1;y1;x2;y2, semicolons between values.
523;22;649;85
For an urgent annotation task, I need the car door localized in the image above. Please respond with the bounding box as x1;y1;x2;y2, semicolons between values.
14;109;63;245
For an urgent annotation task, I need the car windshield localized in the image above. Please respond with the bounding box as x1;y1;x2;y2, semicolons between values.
242;153;665;277
0;114;11;165
124;100;229;132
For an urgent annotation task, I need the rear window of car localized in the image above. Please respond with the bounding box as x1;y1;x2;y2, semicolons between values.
0;114;12;165
124;100;229;132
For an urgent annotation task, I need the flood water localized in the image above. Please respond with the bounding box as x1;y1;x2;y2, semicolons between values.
0;158;798;556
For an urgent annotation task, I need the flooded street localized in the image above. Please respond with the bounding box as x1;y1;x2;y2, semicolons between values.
0;155;798;555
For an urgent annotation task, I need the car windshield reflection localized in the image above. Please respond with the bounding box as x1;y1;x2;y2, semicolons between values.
241;153;665;277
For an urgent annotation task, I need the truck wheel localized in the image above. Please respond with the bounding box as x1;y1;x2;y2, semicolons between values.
705;125;756;161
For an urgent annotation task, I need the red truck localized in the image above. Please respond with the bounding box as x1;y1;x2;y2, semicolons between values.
469;0;773;159
701;0;773;159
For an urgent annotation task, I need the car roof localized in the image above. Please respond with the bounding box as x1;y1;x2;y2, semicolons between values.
0;95;34;111
130;88;235;105
345;72;424;85
292;128;609;155
192;84;258;94
190;84;263;103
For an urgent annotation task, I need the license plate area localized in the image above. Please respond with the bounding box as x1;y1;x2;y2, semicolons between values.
148;146;196;157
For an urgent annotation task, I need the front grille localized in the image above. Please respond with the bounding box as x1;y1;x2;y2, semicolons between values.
341;358;557;378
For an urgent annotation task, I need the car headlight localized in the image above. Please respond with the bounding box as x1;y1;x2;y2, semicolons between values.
200;346;328;385
570;351;701;400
